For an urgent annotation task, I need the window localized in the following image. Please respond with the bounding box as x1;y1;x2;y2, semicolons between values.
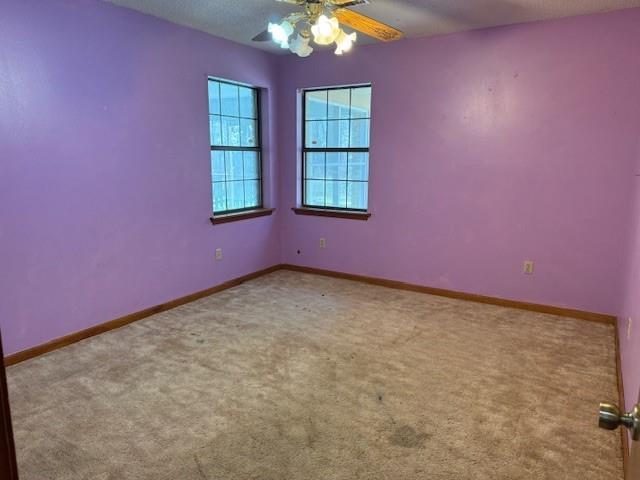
302;85;371;211
208;78;262;215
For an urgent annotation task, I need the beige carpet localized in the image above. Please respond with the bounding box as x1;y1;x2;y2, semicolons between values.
7;270;623;479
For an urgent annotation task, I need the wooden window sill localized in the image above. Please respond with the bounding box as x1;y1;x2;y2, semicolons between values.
292;207;371;221
210;208;275;225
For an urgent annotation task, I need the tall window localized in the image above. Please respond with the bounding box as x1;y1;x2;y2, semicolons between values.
208;78;262;214
303;85;371;211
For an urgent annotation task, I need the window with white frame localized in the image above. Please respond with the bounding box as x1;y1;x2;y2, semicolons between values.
302;85;372;211
208;78;262;214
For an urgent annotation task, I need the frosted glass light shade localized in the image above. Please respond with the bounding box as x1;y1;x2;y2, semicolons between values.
289;35;313;57
311;15;340;45
268;20;294;48
335;30;357;55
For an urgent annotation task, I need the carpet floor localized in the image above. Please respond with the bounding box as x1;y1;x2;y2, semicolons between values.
7;270;623;479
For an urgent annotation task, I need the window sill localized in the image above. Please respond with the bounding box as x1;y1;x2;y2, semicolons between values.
292;207;371;221
210;208;275;225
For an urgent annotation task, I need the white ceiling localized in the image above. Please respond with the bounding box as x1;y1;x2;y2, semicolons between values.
103;0;640;53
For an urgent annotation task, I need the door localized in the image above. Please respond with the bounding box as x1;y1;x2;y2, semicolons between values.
0;330;19;480
599;391;640;479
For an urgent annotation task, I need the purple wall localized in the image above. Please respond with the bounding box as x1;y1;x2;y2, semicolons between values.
277;9;640;316
0;0;281;356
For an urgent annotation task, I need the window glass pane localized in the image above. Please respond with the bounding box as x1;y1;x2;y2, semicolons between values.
213;182;227;212
226;181;245;210
208;81;221;115
244;180;260;207
305;180;325;207
226;151;244;181
349;118;370;148
305;152;325;179
325;181;347;209
305;120;327;148
238;86;256;118
211;151;225;182
220;82;239;117
240;118;257;147
209;115;222;146
326;152;347;180
243;151;260;180
347;152;369;181
327;120;350;148
347;181;368;210
328;89;350;119
350;87;371;119
221;116;240;146
305;90;328;120
326;120;348;148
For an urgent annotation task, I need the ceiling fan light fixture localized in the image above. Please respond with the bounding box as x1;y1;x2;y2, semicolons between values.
257;0;402;58
311;15;340;45
268;20;294;48
334;30;357;55
289;34;313;57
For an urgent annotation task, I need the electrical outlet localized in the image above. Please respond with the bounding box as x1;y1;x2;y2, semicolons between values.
215;248;223;261
320;237;326;249
523;260;534;275
628;318;632;340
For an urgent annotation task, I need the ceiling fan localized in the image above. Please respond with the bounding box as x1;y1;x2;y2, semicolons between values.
252;0;404;57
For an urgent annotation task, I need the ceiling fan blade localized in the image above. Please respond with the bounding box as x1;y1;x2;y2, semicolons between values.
334;8;404;42
252;29;271;42
329;0;370;6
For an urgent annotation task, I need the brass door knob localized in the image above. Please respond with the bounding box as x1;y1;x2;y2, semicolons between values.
598;402;640;441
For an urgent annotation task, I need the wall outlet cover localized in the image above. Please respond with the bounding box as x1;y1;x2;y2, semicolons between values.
523;260;534;275
215;248;223;260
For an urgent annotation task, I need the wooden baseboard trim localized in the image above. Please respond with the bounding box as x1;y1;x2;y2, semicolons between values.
280;264;616;325
615;320;629;478
4;265;281;367
4;263;617;368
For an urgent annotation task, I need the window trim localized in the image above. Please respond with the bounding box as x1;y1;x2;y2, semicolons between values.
292;207;370;221
210;207;275;225
209;78;264;217
301;85;371;213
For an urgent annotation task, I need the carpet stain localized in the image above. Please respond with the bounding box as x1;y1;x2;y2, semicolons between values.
305;417;319;449
388;425;430;449
193;454;208;480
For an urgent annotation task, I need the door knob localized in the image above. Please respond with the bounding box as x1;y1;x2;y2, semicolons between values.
599;402;640;441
